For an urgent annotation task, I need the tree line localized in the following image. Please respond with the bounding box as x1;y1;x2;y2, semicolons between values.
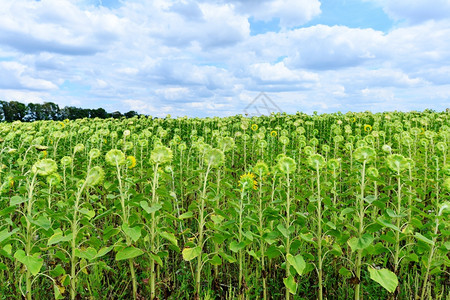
0;100;139;122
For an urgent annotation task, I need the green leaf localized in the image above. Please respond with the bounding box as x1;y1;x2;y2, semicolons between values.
75;247;97;261
242;231;254;242
47;229;72;246
283;275;297;295
364;195;377;204
347;234;374;252
210;214;224;224
10;196;26;206
287;253;306;276
14;250;43;276
208;254;222;266
78;208;95;220
140;201;162;214
339;267;352;277
122;223;141;242
386;208;407;218
331;244;343;256
368;266;398;293
247;249;259;261
414;233;434;245
340;207;355;217
115;246;144;261
219;251;236;263
182;246;201;261
0;228;19;244
229;241;246;253
49;265;66;277
95;246;113;259
377;217;401;232
178;211;194;220
277;224;289;239
149;252;163;266
300;233;317;247
159;231;178;247
32;216;52;231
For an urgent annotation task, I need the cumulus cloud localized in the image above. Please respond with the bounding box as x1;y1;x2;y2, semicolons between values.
284;25;385;70
0;0;123;55
0;0;449;116
223;0;321;28
0;61;57;90
367;0;450;24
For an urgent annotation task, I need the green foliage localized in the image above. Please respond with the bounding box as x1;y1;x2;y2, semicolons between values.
0;110;448;300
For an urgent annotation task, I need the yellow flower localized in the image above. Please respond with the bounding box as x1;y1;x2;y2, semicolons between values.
126;155;137;169
270;130;277;137
239;172;257;190
364;124;372;132
59;121;65;128
351;117;356;123
251;124;258;131
43;150;48;158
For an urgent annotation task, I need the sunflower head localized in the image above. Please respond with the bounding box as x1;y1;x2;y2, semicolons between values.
270;130;277;137
32;159;58;176
277;156;296;174
364;124;372;132
239;172;257;190
251;124;258;131
89;148;101;160
253;161;269;177
386;154;408;174
150;145;173;165
61;156;73;167
367;167;379;178
308;154;326;170
218;137;235;152
353;146;376;163
74;143;85;154
204;148;224;168
85;166;105;187
126;155;137;169
279;136;289;145
47;173;61;186
106;149;126;166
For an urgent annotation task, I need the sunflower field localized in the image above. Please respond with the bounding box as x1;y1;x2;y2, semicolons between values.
0;111;449;300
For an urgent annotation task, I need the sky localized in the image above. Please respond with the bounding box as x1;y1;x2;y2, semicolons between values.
0;0;449;117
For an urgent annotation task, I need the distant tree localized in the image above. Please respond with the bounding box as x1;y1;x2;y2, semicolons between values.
61;106;90;120
3;101;27;121
25;103;44;121
42;102;61;120
0;101;6;121
89;108;108;119
124;110;138;118
111;111;123;119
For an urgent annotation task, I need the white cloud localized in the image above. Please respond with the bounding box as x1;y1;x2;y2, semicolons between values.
0;0;449;116
227;0;321;28
156;87;191;101
249;62;319;83
284;25;385;70
0;61;57;90
0;0;123;55
368;0;450;24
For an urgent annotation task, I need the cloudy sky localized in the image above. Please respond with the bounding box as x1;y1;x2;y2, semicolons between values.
0;0;449;117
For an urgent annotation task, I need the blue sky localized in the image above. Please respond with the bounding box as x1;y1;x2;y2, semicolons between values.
0;0;449;117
